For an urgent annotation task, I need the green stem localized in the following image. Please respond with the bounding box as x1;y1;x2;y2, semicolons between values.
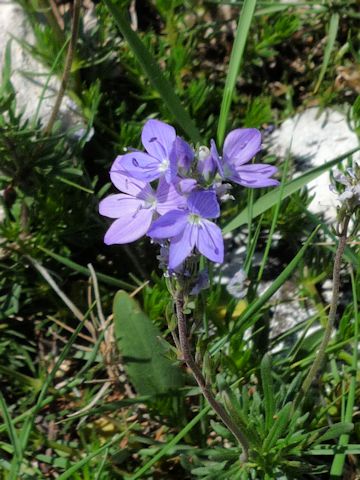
294;215;351;407
175;289;250;460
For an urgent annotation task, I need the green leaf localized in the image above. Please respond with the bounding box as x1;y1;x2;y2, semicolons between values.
314;13;339;93
314;422;354;445
0;393;22;463
217;0;257;145
262;402;292;452
113;291;183;395
104;0;201;144
223;146;360;234
331;271;359;477
260;354;275;432
38;246;135;290
56;431;129;480
128;406;210;480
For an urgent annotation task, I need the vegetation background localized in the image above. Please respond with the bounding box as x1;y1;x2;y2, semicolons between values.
0;0;359;478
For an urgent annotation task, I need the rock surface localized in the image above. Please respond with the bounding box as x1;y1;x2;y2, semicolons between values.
267;107;360;221
0;1;84;131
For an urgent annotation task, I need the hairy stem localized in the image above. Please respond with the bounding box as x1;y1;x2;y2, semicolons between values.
43;0;81;136
295;216;351;407
175;290;250;460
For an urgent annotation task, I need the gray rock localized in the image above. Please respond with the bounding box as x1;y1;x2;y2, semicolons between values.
267;107;360;221
0;1;85;132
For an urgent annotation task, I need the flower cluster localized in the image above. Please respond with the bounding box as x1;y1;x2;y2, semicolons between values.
99;119;279;269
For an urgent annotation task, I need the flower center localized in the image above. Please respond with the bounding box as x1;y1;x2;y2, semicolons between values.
189;213;202;225
159;158;169;172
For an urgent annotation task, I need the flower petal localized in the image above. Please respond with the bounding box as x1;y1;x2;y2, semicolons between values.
196;219;224;263
99;194;147;219
104;208;153;244
120;151;162;182
223;128;262;166
147;210;188;239
110;157;152;197
141;119;176;160
175;136;194;171
169;223;196;269
230;163;279;188
210;139;224;176
178;178;197;194
156;178;187;215
188;190;220;219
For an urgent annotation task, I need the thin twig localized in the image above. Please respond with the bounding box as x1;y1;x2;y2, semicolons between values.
294;215;351;407
27;255;96;337
43;0;81;135
175;290;250;460
48;315;95;344
88;263;106;329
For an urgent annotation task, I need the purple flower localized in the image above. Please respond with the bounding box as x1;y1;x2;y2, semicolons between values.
115;120;182;182
99;172;186;245
211;128;279;188
148;190;224;269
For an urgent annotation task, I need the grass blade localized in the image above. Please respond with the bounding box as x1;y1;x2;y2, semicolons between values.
128;406;210;480
0;393;22;467
330;269;359;477
57;428;133;480
314;13;339;93
217;0;257;146
38;246;135;289
211;225;320;354
223;146;360;234
260;354;275;432
104;0;201;144
14;307;94;478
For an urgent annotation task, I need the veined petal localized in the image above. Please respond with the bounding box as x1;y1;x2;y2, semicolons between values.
230;172;280;188
175;136;194;171
178;178;197;194
223;128;261;166
99;194;147;219
236;164;278;176
120;151;162;182
104;208;153;244
196;219;224;263
210;139;224;177
169;223;196;269
110;157;152;197
156;178;187;214
141;119;176;160
147;210;188;239
188;190;220;219
230;163;279;188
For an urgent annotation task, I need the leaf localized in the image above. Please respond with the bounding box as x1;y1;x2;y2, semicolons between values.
0;393;22;462
104;0;201;144
56;431;130;480
223;146;360;234
217;0;257;145
260;354;275;432
314;13;339;93
314;422;354;445
128;406;211;480
113;291;183;395
38;246;135;289
262;402;292;452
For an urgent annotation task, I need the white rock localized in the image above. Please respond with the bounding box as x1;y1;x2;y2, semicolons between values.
0;2;84;132
267;107;360;221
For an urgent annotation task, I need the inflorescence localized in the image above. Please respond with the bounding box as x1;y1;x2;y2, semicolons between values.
99;119;279;270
